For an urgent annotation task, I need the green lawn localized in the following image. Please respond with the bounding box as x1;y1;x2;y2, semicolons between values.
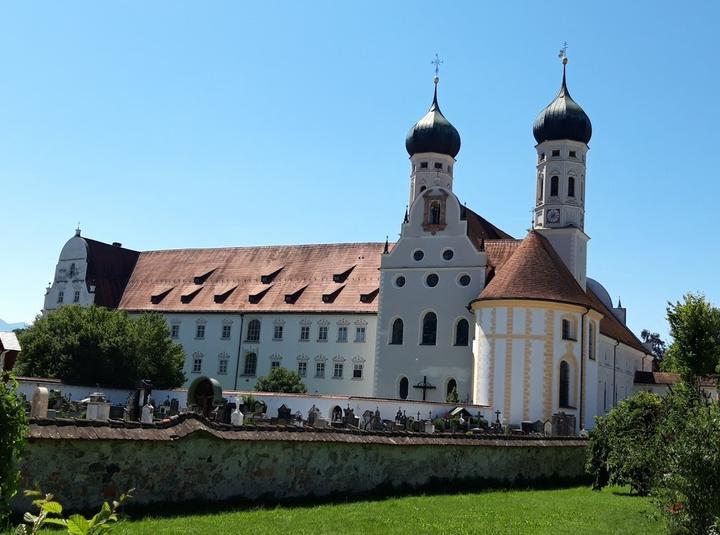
113;486;664;535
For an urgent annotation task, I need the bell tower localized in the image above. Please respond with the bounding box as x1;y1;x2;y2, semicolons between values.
532;48;592;289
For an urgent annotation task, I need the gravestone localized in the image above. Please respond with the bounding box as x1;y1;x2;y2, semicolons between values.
307;405;321;425
343;406;359;427
276;404;292;425
141;401;154;424
30;386;49;419
86;392;111;421
551;412;576;436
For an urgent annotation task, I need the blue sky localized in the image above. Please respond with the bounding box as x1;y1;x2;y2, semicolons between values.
2;1;719;342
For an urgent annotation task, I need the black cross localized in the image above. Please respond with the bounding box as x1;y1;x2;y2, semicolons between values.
413;376;437;401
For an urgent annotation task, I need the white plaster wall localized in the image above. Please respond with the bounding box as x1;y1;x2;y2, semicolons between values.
159;312;376;397
374;186;486;402
43;235;95;314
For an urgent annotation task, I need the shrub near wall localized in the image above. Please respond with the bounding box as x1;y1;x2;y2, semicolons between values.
0;373;27;524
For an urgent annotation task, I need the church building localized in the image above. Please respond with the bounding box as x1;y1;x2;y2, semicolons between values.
42;55;651;430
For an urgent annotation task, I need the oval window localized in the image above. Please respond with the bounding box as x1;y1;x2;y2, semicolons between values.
442;249;454;261
458;274;471;287
413;250;425;261
426;274;439;287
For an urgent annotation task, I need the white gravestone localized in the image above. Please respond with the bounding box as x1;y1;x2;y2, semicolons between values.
30;386;49;419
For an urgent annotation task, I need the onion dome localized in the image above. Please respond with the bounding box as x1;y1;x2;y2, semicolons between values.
533;61;592;145
405;77;461;158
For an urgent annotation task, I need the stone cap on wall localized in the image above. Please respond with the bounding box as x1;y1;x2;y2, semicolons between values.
27;413;587;447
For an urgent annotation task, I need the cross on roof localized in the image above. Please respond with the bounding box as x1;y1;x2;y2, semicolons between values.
431;53;443;77
558;42;569;64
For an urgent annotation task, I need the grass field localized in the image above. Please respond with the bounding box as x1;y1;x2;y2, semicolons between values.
113;486;664;535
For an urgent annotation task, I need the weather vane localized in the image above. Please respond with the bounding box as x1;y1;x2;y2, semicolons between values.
558;42;569;64
431;53;443;82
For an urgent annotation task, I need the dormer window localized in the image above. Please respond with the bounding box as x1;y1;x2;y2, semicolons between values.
260;267;283;284
420;162;428;169
434;162;442;170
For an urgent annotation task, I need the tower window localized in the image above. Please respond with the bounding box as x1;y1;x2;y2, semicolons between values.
569;150;577;158
454;319;469;346
539;152;546;162
538;176;544;201
448;165;452;174
550;176;559;196
568;177;576;198
552;150;560;157
434;162;442;169
420;162;429;169
429;201;441;225
420;186;427;192
421;312;437;346
390;318;404;345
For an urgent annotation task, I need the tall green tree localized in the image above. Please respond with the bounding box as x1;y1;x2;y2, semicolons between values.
16;306;185;389
662;293;720;379
255;367;307;394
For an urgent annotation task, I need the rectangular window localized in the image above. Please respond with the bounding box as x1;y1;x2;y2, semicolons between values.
569;150;577;158
73;290;81;303
221;324;232;339
246;320;261;342
300;325;310;341
170;324;180;339
318;326;328;342
196;325;205;339
57;291;64;304
271;360;281;369
273;325;283;340
218;359;228;375
244;354;257;375
539;152;545;162
316;362;325;378
337;326;348;343
561;319;576;341
434;162;442;169
333;363;344;379
353;364;363;379
551;150;560;157
420;161;428;169
192;358;202;374
298;361;307;377
354;327;366;343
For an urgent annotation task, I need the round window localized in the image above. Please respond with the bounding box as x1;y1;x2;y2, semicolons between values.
458;274;471;287
442;249;454;261
426;273;439;287
395;275;406;288
413;250;425;261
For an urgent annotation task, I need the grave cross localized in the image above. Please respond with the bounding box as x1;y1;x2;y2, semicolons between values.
413;375;437;401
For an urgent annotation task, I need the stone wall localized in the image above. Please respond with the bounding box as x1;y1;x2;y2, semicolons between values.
16;415;588;512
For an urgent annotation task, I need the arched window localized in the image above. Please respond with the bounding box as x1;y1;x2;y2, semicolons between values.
429;201;441;225
244;353;257;375
559;361;570;408
246;319;261;342
390;318;404;345
399;377;409;400
454;319;469;346
568;176;576;198
550;176;559;196
588;323;596;360
421;312;437;346
446;378;457;400
537;176;544;200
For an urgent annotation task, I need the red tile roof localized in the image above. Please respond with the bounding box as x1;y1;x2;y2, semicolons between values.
474;231;595;308
634;371;717;388
119;243;384;314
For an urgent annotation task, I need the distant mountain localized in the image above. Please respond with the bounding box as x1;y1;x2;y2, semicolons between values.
0;319;29;331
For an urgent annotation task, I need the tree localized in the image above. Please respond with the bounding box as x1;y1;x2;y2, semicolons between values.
640;329;666;361
15;305;185;389
662;293;720;379
0;373;27;524
255;367;307;394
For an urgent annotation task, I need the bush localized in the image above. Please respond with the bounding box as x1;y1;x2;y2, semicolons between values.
254;367;307;394
0;372;27;525
586;391;664;495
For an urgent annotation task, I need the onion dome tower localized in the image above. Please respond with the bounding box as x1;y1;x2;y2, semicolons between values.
532;47;592;289
405;63;461;206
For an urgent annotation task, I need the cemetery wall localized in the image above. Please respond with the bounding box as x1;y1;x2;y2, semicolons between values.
16;415;588;512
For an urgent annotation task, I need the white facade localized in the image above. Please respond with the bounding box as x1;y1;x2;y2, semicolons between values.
160;312;376;395
43;231;97;312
